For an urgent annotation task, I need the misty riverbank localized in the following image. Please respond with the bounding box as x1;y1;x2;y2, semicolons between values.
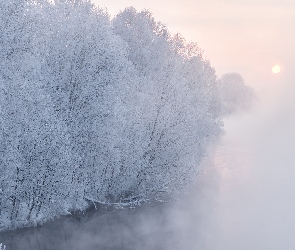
1;202;173;250
1;141;251;250
0;156;220;250
2;143;244;250
1;188;218;250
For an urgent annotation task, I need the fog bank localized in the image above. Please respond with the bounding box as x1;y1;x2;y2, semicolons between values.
210;74;295;250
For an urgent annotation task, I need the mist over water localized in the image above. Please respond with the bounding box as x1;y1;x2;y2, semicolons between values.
0;1;295;250
2;73;294;250
210;73;295;250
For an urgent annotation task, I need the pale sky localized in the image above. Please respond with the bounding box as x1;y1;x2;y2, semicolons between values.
92;0;294;91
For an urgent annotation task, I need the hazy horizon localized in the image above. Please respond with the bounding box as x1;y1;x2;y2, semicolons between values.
93;0;294;88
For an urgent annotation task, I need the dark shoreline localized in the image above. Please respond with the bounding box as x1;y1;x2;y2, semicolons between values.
0;201;171;250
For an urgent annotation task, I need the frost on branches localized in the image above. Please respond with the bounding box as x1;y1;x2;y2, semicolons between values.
0;0;222;231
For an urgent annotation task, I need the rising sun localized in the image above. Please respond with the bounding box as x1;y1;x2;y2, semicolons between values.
272;65;281;74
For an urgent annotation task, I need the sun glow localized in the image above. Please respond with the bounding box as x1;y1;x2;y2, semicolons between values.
272;65;281;74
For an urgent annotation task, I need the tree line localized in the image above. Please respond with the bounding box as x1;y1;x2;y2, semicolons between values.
0;0;252;231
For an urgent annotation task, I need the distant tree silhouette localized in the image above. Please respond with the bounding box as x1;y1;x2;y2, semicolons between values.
218;73;254;115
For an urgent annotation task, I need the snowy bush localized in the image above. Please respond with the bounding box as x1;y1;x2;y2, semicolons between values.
0;243;6;250
0;0;222;231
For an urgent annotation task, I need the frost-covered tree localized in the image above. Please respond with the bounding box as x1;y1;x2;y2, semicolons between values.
0;0;74;229
0;0;222;231
112;8;221;196
218;73;254;115
39;0;136;209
